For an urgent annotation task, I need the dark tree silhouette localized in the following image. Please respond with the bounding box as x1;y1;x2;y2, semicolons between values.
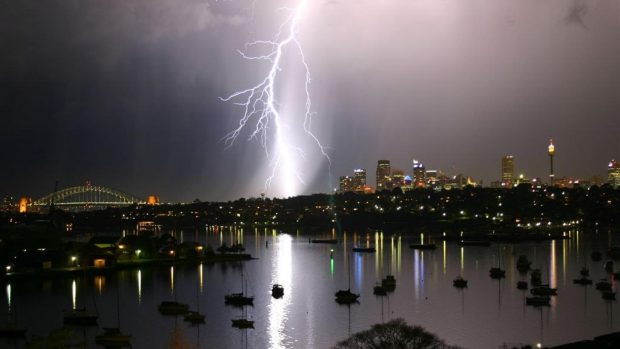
333;319;464;349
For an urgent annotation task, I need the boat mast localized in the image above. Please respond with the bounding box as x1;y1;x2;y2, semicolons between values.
197;281;200;312
117;287;121;329
348;256;352;291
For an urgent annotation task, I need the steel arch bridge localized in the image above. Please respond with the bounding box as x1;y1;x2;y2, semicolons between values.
32;185;145;210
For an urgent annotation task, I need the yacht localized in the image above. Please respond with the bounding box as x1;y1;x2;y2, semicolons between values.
271;284;284;299
158;301;189;315
453;276;468;288
63;308;98;326
95;327;131;346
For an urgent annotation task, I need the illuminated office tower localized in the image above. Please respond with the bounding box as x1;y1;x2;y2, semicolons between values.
412;159;426;188
548;139;555;186
501;155;514;186
339;176;354;193
425;170;442;189
376;160;391;191
391;169;405;189
608;159;620;188
353;169;367;191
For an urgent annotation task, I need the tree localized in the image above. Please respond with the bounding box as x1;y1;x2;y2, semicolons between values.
333;319;464;349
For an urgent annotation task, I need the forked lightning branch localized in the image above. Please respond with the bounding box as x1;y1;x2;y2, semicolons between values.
221;0;330;192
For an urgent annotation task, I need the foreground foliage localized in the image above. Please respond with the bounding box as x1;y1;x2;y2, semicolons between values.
334;319;464;349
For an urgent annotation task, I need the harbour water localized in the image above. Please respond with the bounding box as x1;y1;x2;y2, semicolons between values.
2;227;620;348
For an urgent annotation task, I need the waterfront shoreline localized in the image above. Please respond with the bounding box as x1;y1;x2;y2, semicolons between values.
0;253;253;282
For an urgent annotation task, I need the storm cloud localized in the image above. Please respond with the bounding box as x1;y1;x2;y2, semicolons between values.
1;0;619;201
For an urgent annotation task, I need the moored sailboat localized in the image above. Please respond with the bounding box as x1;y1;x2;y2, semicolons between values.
225;274;254;306
335;257;360;304
96;287;130;347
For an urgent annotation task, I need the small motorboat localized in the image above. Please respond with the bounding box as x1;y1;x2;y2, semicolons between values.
158;301;189;315
352;247;376;253
573;277;593;285
516;256;531;272
63;308;98;326
225;293;254;306
373;284;387;296
489;267;506;279
596;280;612;291
184;311;205;324
605;261;614;273
231;318;254;329
530;285;557;296
453;276;468;289
334;289;360;304
381;275;396;292
271;284;284;299
526;296;551;307
95;327;131;346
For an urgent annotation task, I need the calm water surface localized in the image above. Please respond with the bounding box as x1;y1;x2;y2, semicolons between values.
2;227;620;349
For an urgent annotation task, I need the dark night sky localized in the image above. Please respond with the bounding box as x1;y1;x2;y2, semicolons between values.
1;0;619;202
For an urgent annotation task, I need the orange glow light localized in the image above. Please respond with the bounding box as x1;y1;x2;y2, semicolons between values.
19;197;29;213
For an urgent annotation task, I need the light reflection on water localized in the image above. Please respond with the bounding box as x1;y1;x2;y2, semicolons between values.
443;241;447;275
169;266;174;296
6;284;10;314
72;280;77;310
95;275;104;294
3;228;620;349
268;234;292;349
198;264;203;294
137;270;142;303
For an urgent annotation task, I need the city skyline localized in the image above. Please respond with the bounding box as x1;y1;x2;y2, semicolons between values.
1;1;619;202
336;143;618;195
2;139;619;203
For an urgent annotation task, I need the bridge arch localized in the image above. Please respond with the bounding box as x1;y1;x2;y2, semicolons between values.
32;185;144;208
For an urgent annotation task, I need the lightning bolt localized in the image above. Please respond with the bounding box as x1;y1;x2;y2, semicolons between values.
221;0;330;195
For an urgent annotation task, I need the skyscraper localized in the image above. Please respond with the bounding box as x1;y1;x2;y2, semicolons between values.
339;176;354;193
501;155;514;186
548;139;555;186
391;169;405;189
376;160;391;191
412;159;426;188
353;169;367;191
608;159;620;188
